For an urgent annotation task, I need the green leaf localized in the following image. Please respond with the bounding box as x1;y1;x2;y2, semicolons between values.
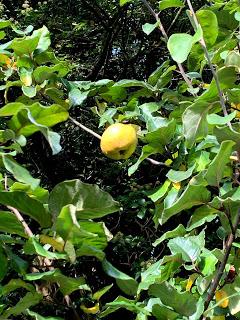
187;205;219;231
0;211;26;237
0;20;11;29
183;101;212;148
0;191;51;227
128;145;161;176
167;26;202;63
196;10;218;46
146;298;179;320
225;51;240;70
68;88;89;107
49;179;119;219
207;112;236;125
100;296;148;318
55;204;90;241
145;119;176;146
24;237;66;260
205;140;235;186
199;249;218;276
149;282;198;316
153;224;186;247
76;221;109;260
9;103;69;137
10;36;39;56
0;102;26;116
147;180;171;202
0;247;7;281
0;279;35;296
159;0;184;11
160;184;211;224
120;0;133;6
168;231;205;262
25;269;87;296
2;292;42;318
166;165;195;183
2;155;40;190
22;85;37;98
26;310;64;320
102;259;138;296
11;24;34;35
5;247;28;274
142;22;159;35
214;125;240;150
93;284;113;301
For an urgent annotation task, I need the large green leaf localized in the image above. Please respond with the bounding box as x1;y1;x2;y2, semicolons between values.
24;237;66;260
153;224;186;247
26;310;64;320
166;165;195;183
183;101;212;148
0;247;8;281
205;140;235;186
145;119;176;147
102;259;138;296
168;231;205;262
0;279;35;296
149;282;198;316
55;204;93;242
196;10;218;46
2;292;42;318
214;125;240;150
0;102;26;116
2;155;40;190
0;191;51;227
0;211;26;237
25;269;87;296
187;205;219;231
160;184;211;224
9;103;69;136
146;298;179;320
100;296;148;318
167;26;202;63
49;179;119;219
159;0;184;11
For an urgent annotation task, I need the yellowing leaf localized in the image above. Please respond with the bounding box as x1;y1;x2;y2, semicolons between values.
21;74;32;86
165;159;173;166
80;303;99;314
215;289;229;308
39;235;64;252
186;273;198;291
0;54;11;66
173;182;181;190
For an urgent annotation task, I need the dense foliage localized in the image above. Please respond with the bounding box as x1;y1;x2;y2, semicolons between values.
0;0;240;319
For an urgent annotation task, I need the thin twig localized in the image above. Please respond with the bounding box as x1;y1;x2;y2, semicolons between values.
167;2;186;34
7;205;34;237
141;0;196;95
202;209;240;318
69;116;102;140
186;0;232;129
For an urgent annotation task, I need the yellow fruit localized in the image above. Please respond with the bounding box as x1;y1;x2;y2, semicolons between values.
211;316;225;320
215;289;229;308
231;103;240;118
100;123;137;160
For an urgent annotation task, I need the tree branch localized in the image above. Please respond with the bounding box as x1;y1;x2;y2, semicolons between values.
186;0;232;129
202;209;240;318
141;0;196;95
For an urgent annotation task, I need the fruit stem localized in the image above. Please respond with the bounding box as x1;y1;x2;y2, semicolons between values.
69;116;101;140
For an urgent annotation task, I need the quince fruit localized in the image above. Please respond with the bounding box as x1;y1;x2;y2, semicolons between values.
215;289;229;308
100;123;137;160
